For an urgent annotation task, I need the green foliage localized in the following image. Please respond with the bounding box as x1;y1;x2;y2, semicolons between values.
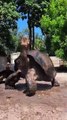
35;38;46;52
16;0;47;27
40;0;67;60
16;0;49;49
0;0;20;55
55;49;64;58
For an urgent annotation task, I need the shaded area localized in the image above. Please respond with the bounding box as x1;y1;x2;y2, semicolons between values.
37;83;52;91
55;66;67;73
15;82;52;92
15;83;26;91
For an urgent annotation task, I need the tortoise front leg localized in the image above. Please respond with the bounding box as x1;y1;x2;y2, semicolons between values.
5;70;21;89
0;76;4;83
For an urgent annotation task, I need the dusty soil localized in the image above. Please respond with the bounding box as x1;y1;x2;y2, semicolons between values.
0;72;67;120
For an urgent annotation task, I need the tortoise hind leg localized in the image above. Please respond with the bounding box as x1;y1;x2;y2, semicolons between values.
0;76;4;83
51;78;60;87
51;78;55;87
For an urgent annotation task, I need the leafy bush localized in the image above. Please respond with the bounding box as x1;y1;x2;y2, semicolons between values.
35;39;46;52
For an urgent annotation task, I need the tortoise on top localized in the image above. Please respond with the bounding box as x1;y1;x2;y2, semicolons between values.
5;36;59;95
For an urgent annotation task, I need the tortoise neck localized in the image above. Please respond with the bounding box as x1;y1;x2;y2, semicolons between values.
21;46;28;58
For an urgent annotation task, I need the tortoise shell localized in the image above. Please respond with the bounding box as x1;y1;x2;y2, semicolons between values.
28;50;56;78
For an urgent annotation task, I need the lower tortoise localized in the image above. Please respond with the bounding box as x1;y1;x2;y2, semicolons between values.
25;50;59;95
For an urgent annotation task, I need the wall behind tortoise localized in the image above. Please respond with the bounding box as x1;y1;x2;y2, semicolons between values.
0;56;7;72
11;52;63;67
11;52;20;64
0;53;20;72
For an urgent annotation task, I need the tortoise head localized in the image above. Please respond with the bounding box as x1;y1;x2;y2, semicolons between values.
20;36;30;49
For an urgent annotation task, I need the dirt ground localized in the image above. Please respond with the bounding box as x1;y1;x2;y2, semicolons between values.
0;72;67;120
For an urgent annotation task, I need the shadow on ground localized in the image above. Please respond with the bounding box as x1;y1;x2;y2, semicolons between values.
15;82;52;92
55;66;67;73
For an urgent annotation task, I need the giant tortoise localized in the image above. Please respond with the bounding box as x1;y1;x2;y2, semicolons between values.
5;37;59;95
25;50;59;95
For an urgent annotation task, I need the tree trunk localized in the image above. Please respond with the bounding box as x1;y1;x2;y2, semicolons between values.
32;25;35;49
28;12;32;50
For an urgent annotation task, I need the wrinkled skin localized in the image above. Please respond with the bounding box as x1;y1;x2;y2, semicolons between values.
5;37;30;89
5;70;21;89
5;53;29;89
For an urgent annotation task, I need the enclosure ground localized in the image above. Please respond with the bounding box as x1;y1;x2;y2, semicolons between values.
0;72;67;120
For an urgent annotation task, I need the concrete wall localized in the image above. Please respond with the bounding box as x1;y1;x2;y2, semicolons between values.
50;56;63;67
11;52;20;64
0;53;20;72
0;56;7;72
